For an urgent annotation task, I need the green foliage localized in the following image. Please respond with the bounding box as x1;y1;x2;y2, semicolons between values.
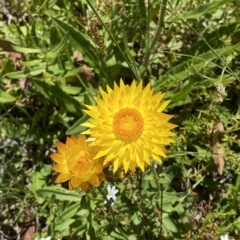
0;0;240;239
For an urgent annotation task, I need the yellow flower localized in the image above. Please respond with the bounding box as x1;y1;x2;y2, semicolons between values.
82;79;177;173
50;134;105;192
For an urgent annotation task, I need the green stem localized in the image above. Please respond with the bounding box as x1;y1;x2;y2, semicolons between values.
151;164;160;195
147;0;150;49
159;164;164;236
142;0;168;77
151;163;164;236
97;187;128;240
86;0;140;81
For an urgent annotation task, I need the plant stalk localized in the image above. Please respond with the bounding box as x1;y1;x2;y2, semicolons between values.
142;0;168;77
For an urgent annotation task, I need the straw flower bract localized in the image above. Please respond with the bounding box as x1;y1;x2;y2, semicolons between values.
82;79;177;173
50;134;105;192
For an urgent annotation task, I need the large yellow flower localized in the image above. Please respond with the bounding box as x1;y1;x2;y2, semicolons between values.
82;79;177;173
50;134;105;192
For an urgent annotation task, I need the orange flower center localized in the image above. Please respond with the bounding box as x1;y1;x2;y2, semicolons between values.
112;108;144;141
68;151;93;177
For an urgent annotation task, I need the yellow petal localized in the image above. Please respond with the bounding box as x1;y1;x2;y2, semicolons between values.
85;104;97;111
113;158;122;173
81;122;95;128
52;164;68;174
70;135;78;142
151;145;167;158
158;100;171;112
81;129;91;134
50;153;65;164
55;173;70;183
77;134;87;144
56;142;66;154
136;155;145;172
129;161;136;173
123;158;130;173
66;136;75;148
99;87;109;103
70;178;82;189
80;182;89;192
83;109;99;118
89;174;99;187
94;146;111;159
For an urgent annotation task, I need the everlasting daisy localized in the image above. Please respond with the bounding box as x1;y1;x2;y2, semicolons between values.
82;79;177;173
50;134;105;192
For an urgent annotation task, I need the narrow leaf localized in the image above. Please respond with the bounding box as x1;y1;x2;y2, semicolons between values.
4;66;46;79
0;90;15;102
31;79;83;113
36;187;85;202
66;114;89;135
12;46;42;53
46;32;69;58
171;0;230;20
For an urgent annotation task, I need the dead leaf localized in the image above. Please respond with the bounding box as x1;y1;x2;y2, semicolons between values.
73;50;84;63
0;39;17;52
212;122;225;175
73;50;98;88
3;43;28;90
10;51;24;69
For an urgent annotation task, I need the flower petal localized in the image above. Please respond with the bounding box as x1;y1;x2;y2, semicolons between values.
55;173;70;183
89;174;99;187
56;142;66;154
50;153;65;164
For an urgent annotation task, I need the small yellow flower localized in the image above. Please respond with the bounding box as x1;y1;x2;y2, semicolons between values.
50;134;105;192
82;79;177;173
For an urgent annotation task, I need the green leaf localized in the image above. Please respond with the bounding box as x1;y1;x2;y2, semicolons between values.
161;191;182;203
4;66;46;79
162;216;178;232
20;60;43;67
30;19;39;47
2;58;15;75
71;223;88;237
40;164;52;177
171;0;230;20
57;202;80;221
0;90;15;102
36;187;85;202
31;79;83;113
46;32;69;58
64;66;83;78
66;114;88;135
109;231;127;240
171;84;192;103
12;46;42;53
55;218;75;234
61;85;82;95
28;171;46;204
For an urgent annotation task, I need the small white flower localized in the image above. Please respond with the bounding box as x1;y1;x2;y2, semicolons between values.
35;237;51;240
220;234;228;240
104;184;119;205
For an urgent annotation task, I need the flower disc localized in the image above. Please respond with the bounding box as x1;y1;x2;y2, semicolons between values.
112;108;144;142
